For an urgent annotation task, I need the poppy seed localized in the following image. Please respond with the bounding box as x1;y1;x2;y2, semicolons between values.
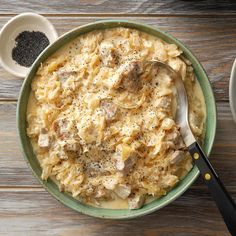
12;31;50;67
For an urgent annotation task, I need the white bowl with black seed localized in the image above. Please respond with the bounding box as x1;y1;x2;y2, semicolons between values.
0;13;58;77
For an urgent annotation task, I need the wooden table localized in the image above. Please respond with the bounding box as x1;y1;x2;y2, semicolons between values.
0;1;236;235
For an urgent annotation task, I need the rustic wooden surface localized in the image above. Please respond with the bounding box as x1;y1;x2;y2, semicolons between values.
0;1;236;235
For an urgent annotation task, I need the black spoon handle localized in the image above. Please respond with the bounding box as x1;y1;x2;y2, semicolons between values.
188;142;236;236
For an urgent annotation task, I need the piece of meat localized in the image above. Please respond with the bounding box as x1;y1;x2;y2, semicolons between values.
128;194;145;209
64;139;80;152
165;129;185;149
170;150;185;164
123;155;137;174
99;41;119;67
53;118;71;139
119;61;143;92
53;118;81;153
38;133;50;148
100;100;117;121
115;144;138;173
154;96;171;111
175;138;185;149
56;69;80;92
114;184;131;199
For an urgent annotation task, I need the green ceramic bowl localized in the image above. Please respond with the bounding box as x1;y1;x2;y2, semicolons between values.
17;20;217;219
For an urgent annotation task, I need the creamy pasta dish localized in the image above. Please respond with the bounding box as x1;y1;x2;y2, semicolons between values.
27;27;205;209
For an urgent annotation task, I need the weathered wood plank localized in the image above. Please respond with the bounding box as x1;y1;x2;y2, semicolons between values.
0;188;232;236
0;16;235;101
0;102;40;186
0;0;236;15
1;101;236;192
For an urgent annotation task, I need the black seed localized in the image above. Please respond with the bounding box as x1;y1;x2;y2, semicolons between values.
12;31;50;67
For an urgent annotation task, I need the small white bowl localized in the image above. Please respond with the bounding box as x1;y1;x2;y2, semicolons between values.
0;13;58;77
229;59;236;123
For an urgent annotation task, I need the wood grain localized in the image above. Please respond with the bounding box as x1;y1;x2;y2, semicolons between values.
0;189;231;236
0;102;40;187
0;16;235;101
0;0;236;15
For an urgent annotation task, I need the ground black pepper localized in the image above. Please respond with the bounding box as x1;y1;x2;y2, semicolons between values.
12;31;50;67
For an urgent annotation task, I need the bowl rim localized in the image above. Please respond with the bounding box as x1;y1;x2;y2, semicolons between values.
229;59;236;123
0;12;58;77
17;19;217;219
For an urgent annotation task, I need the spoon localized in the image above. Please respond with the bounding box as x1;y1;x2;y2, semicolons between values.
146;61;236;235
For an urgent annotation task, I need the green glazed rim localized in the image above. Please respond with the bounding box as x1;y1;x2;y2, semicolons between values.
17;20;217;219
